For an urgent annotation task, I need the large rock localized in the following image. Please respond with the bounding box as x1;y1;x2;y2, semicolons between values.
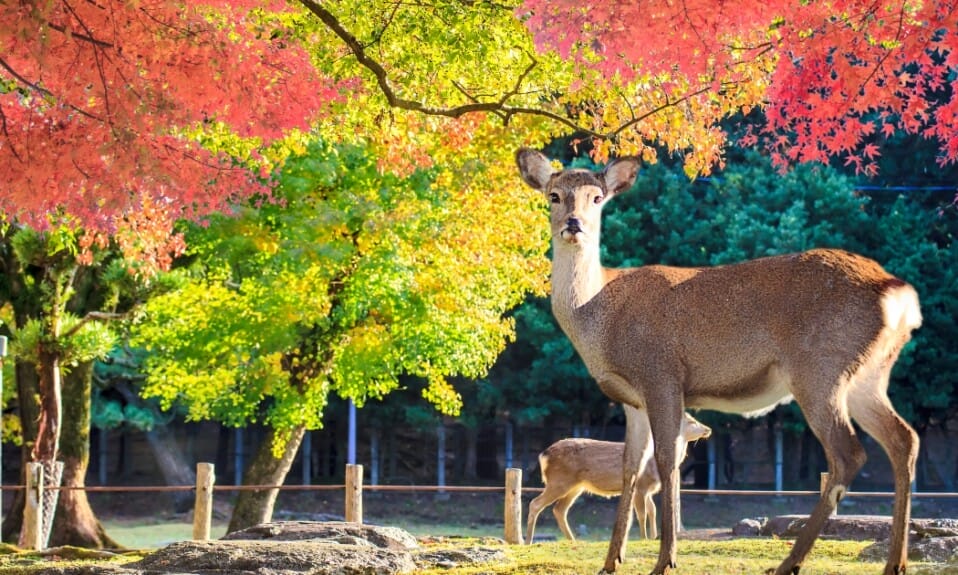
131;539;417;574
13;522;503;575
762;515;958;542
732;517;767;537
223;521;420;551
914;519;958;539
762;515;894;541
860;536;958;564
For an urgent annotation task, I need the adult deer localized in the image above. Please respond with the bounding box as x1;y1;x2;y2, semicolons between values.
526;408;711;544
515;148;921;575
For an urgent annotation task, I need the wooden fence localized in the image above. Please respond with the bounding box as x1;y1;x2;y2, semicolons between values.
10;462;955;551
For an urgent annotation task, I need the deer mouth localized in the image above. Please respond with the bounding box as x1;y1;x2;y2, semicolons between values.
560;223;583;243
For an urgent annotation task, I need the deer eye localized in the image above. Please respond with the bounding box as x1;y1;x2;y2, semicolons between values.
549;193;560;204
593;194;605;204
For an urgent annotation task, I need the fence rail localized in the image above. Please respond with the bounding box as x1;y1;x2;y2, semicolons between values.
7;462;958;550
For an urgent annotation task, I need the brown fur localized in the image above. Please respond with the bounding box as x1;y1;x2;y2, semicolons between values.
526;411;711;544
516;148;922;575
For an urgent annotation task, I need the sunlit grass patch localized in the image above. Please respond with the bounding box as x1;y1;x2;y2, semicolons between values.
414;538;931;575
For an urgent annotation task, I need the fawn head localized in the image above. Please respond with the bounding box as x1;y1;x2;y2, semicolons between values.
681;412;712;443
516;149;640;248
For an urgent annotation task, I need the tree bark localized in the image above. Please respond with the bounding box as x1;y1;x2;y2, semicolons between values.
144;427;196;513
49;362;120;548
226;425;306;534
115;384;196;512
462;425;478;481
32;344;62;464
1;360;40;543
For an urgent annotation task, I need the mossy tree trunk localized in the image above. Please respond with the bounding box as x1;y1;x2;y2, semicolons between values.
226;425;306;534
49;361;120;548
1;360;40;543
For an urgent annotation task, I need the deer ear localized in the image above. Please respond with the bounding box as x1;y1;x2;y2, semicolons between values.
515;148;556;191
603;157;640;195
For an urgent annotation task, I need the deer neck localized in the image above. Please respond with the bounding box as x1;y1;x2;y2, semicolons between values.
551;239;606;316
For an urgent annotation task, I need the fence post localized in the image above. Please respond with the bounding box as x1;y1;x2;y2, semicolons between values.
504;467;522;544
193;462;215;540
20;462;43;550
345;463;363;524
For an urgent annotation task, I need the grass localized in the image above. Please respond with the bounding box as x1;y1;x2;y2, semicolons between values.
414;538;928;575
100;518;229;549
0;532;933;575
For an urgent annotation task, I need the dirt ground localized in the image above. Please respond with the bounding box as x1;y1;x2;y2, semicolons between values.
87;487;958;541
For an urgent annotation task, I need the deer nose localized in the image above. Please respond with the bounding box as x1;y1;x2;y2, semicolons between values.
566;217;581;231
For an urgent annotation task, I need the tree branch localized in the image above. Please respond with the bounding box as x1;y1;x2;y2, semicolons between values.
0;104;22;162
45;21;114;48
62;311;129;339
0;57;103;122
298;0;617;137
297;1;742;143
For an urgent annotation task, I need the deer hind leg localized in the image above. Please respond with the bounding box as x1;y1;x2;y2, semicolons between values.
633;469;660;540
552;488;584;541
775;380;867;575
637;491;658;540
649;493;658;539
526;485;567;544
848;367;918;575
632;488;648;539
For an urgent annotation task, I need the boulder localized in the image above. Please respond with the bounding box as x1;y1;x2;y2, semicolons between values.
914;519;958;539
132;539;418;574
860;536;958;564
761;515;958;543
11;522;503;575
761;514;893;541
733;517;767;537
223;520;420;551
414;546;507;569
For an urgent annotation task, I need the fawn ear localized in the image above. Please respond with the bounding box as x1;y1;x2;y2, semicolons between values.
603;156;640;195
515;148;556;191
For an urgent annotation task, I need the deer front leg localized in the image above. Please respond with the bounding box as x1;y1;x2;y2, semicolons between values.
601;405;653;574
601;471;638;574
647;402;684;575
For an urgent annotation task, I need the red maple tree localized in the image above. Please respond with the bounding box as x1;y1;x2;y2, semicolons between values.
520;0;958;175
0;1;354;548
0;0;346;239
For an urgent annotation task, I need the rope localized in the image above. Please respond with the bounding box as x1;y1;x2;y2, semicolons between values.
1;483;955;498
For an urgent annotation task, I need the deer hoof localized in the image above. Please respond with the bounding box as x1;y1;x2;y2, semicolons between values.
650;560;676;575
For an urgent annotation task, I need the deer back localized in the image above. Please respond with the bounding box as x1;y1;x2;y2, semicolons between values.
565;249;914;414
540;438;627;496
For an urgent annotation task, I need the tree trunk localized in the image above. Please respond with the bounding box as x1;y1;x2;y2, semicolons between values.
33;344;62;463
226;425;306;534
462;425;478;481
115;384;196;512
144;428;196;513
49;362;120;548
1;359;40;543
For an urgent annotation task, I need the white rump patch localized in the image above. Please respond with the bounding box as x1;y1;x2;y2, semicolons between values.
881;284;922;333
